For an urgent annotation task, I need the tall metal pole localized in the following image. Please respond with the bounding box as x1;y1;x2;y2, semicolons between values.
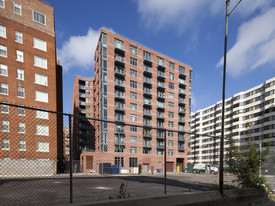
164;129;167;195
69;115;73;203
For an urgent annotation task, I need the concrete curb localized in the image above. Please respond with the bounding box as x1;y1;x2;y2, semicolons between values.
63;188;267;206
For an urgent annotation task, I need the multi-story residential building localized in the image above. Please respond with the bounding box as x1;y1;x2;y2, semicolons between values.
71;76;95;160
0;0;63;169
188;77;275;168
78;28;193;173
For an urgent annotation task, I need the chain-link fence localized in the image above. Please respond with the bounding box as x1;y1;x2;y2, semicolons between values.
0;102;219;205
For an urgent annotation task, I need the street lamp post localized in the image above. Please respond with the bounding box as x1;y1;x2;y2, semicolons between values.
220;0;243;197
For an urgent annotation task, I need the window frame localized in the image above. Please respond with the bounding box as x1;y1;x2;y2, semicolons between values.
35;73;48;86
0;25;6;38
130;45;137;55
14;2;21;15
19;140;26;151
0;44;7;57
16;50;24;62
17;68;24;80
35;90;48;103
36;141;49;152
33;10;46;25
15;31;23;44
2;138;10;150
33;37;47;51
0;83;8;95
0;0;5;8
0;64;8;76
17;86;25;98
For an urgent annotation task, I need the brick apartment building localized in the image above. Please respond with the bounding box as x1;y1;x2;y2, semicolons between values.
188;77;275;171
0;0;63;169
76;28;193;173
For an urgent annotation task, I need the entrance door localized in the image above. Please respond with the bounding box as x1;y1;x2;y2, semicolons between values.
176;158;184;172
166;162;174;172
143;164;149;173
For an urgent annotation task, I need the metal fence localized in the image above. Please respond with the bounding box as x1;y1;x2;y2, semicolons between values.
0;102;218;205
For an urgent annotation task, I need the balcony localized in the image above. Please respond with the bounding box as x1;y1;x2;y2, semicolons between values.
157;62;166;70
143;100;152;107
157;71;166;80
178;118;185;124
178;99;186;105
115;104;125;112
178;127;185;132
114;67;125;77
115;94;125;101
143;111;152;118
114;56;125;66
178;136;185;142
143;56;153;65
178;146;185;152
143;121;152;128
157;144;165;150
79;93;85;98
143;131;152;139
157;102;165;110
157;82;165;90
179;89;186;96
157;124;165;129
143;78;152;86
115;80;125;89
79;100;85;105
179;70;186;77
178;108;186;114
143;142;152;148
179;79;186;87
157;113;165;119
115;138;125;146
79;85;85;90
143;66;152;75
114;43;125;54
157;93;165;100
115;116;124;123
157;134;165;139
143;89;152;96
115;127;125;134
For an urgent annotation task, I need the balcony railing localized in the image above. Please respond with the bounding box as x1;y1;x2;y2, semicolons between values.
114;43;125;51
143;66;152;75
179;89;186;95
115;139;125;145
179;70;186;77
157;93;165;99
79;93;85;98
178;146;185;152
143;142;152;148
157;144;165;149
115;127;125;134
143;121;152;127
115;80;125;88
157;113;165;119
143;78;152;85
179;79;186;86
178;99;186;105
115;117;124;122
157;71;166;79
143;56;153;65
178;136;185;142
143;100;152;106
79;85;85;90
157;82;165;89
114;67;125;76
114;56;125;64
143;132;152;138
143;89;152;96
115;94;125;100
115;104;125;111
178;108;186;114
157;103;165;109
79;100;85;105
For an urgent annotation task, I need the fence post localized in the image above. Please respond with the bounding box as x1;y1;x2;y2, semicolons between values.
164;129;167;195
69;115;73;203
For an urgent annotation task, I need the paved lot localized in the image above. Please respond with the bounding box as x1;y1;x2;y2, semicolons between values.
0;173;273;206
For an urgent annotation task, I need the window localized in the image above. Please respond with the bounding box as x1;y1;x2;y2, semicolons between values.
0;0;4;8
33;11;46;25
16;50;23;62
143;51;151;61
169;82;174;89
0;64;7;76
0;45;7;57
168;131;174;137
169;73;174;80
35;91;48;103
19;140;26;151
17;69;24;80
18;123;25;133
130;126;137;132
168;111;174;118
130;57;137;66
15;31;23;43
130;136;137;143
168;121;174;128
1;104;8;113
36;125;49;136
35;73;48;86
36;111;49;119
130;45;137;55
1;83;8;95
130;69;137;77
130;80;137;89
168;140;174;146
130;114;137;122
18;107;25;116
168;150;173;156
0;25;6;38
130;92;137;100
17;86;24;98
168;92;174;99
169;62;174;70
85;98;91;103
130;147;137;154
129;158;137;167
114;38;124;50
34;56;47;69
36;142;49;152
168;102;174;109
157;57;165;67
2;139;9;150
34;37;47;51
114;157;124;167
2;120;9;132
14;2;21;15
130;103;137;111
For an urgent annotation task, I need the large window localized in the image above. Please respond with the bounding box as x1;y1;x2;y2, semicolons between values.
130;69;137;78
1;83;8;95
168;92;174;99
15;31;23;43
130;114;137;122
130;45;137;55
2;120;9;132
168;121;174;128
35;91;48;103
34;56;47;69
169;62;174;70
130;57;137;66
16;50;24;62
130;136;137;143
130;80;137;89
17;69;24;80
33;11;46;25
36;125;49;136
34;37;47;51
0;64;8;76
36;110;49;119
168;111;174;118
17;86;24;98
130;147;137;154
36;142;49;152
168;140;174;146
130;92;137;100
114;157;124;167
35;73;48;86
114;38;124;50
129;158;137;167
14;2;21;15
169;82;174;89
168;150;173;156
168;102;174;109
0;45;7;57
0;25;6;38
2;138;9;150
130;103;137;111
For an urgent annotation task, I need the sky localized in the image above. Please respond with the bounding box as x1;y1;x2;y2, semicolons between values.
47;0;275;114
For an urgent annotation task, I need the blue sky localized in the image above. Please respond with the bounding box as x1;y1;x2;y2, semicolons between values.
48;0;275;114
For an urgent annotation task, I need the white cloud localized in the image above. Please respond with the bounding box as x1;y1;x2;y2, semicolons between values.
217;7;275;77
57;28;100;71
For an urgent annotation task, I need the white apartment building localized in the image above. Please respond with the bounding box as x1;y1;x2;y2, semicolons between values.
188;77;275;168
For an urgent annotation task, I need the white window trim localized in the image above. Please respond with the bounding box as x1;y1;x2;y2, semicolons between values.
34;55;47;69
15;31;23;44
14;2;21;15
0;0;5;8
18;123;25;134
2;120;9;132
33;37;47;51
1;104;9;114
17;68;24;80
19;140;26;151
0;25;6;38
36;110;49;120
0;45;7;58
35;73;48;86
32;10;46;25
36;142;49;152
0;83;8;95
16;50;24;62
2;138;10;150
0;64;8;77
36;125;49;136
17;87;25;98
35;91;48;103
